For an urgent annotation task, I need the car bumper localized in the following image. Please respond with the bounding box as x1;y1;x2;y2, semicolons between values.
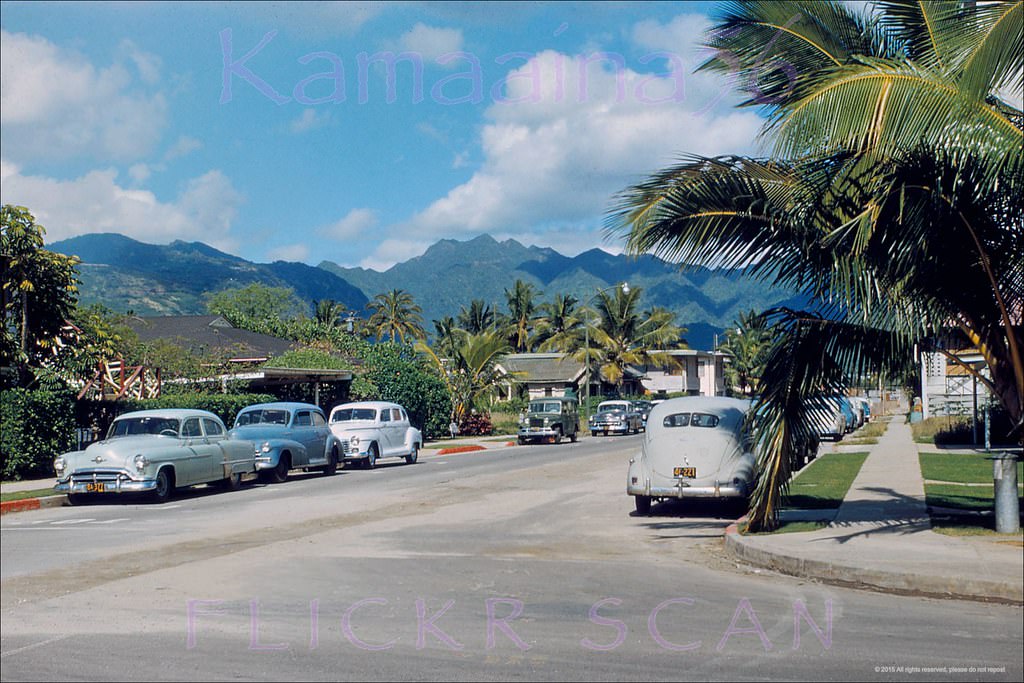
55;475;156;495
591;424;629;433
518;427;560;438
627;483;747;499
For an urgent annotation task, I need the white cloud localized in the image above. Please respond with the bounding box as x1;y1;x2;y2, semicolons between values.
289;108;333;134
375;38;760;267
164;135;203;161
0;30;168;162
358;238;434;272
0;160;244;253
320;208;379;240
267;243;311;263
128;163;152;185
398;23;464;62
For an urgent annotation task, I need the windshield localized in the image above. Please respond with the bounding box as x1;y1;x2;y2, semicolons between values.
235;409;291;427
107;417;181;439
331;408;378;422
529;402;562;414
599;403;627;412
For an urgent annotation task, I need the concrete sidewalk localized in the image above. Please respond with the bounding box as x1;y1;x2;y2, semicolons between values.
725;417;1024;603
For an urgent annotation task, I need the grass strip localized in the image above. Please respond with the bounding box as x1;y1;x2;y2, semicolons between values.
919;451;1023;484
1;487;57;503
783;451;870;510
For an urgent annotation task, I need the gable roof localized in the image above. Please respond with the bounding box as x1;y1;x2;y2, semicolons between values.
498;353;586;384
125;315;294;361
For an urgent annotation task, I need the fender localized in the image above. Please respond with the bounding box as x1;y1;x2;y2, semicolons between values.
254;438;307;471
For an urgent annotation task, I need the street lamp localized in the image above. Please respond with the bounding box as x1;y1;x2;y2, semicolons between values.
583;282;629;425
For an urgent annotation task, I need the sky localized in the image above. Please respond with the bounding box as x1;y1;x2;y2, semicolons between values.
0;1;766;272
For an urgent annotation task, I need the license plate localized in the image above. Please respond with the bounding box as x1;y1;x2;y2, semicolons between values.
674;467;696;478
86;482;105;493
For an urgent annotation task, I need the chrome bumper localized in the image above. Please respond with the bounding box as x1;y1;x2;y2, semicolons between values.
627;483;747;499
55;477;156;495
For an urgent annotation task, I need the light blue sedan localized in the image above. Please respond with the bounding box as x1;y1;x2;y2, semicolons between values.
231;402;342;483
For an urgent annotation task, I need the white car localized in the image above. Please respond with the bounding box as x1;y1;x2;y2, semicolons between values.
627;397;756;515
328;401;423;468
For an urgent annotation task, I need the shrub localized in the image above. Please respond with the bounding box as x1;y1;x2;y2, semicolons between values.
1;388;77;480
459;412;493;436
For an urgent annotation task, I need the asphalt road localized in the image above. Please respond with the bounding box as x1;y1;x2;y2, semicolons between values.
2;435;1021;681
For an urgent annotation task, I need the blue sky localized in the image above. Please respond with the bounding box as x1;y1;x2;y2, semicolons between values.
1;1;764;271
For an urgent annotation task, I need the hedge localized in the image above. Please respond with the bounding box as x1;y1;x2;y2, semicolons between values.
1;388;77;480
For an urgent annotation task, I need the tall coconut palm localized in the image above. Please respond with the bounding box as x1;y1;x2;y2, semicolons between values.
457;299;495;334
720;310;772;397
313;299;347;329
535;293;583;352
503;279;540;352
365;289;426;344
610;0;1023;531
432;315;467;360
575;285;686;390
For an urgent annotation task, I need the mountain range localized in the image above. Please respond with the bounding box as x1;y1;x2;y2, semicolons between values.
50;233;806;350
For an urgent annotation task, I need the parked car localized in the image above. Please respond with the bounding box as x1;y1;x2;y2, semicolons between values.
54;409;257;504
835;395;857;433
328;401;423;468
850;396;872;423
590;400;643;436
231;402;341;483
627;396;756;515
633;400;654;426
518;396;579;444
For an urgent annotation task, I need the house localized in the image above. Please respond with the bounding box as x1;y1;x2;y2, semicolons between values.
125;315;295;364
635;349;729;398
920;348;992;419
495;352;647;400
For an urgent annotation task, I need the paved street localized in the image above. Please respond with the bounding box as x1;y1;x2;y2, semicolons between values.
2;435;1021;681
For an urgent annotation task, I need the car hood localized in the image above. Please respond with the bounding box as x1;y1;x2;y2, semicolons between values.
231;425;293;441
330;420;380;435
67;435;179;468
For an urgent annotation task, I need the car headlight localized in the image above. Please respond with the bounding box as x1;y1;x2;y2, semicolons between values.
261;442;272;453
349;435;360;447
54;456;66;474
133;454;148;472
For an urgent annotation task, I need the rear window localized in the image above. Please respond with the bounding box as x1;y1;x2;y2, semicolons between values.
663;412;720;428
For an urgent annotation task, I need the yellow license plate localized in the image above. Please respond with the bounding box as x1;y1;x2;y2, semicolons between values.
86;482;105;493
674;467;696;478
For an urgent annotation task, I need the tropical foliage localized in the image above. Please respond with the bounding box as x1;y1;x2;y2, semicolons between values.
610;0;1023;530
719;310;772;397
365;289;426;343
206;283;308;325
417;330;511;423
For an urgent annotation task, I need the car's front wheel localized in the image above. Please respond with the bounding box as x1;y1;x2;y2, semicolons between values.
365;444;378;469
405;445;418;465
269;453;290;483
152;468;174;504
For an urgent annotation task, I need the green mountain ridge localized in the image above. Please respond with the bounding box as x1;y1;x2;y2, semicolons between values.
51;232;807;350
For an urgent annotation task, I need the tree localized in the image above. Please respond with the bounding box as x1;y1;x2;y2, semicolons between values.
205;283;306;326
432;315;467;360
1;205;80;388
719;310;772;397
313;299;347;329
417;330;510;423
365;289;426;344
503;279;539;352
457;299;495;335
535;293;583;352
609;0;1023;530
575;285;686;390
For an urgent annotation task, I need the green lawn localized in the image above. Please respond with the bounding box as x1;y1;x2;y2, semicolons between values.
919;451;1023;536
1;487;58;503
784;451;870;510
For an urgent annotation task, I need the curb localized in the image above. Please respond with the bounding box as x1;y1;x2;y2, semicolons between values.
1;495;65;516
436;445;487;455
723;519;1022;605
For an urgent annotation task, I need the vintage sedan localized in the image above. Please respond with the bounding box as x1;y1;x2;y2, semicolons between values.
589;400;643;436
231;402;342;483
328;401;422;468
54;409;257;504
627;397;756;515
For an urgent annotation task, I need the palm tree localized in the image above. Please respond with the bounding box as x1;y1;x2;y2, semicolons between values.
719;310;772;397
535;293;583;352
457;299;495;334
417;330;511;422
503;279;540;352
432;315;466;360
365;289;426;344
609;0;1023;531
313;299;346;329
575;285;686;391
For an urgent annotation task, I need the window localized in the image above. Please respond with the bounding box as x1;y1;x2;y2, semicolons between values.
663;413;691;428
381;410;391;423
312;412;326;427
203;419;224;436
182;418;203;438
691;413;720;428
331;408;377;422
294;411;312;427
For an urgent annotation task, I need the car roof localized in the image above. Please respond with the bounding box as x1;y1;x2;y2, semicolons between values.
330;401;402;412
115;409;221;421
238;402;324;413
647;396;751;425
